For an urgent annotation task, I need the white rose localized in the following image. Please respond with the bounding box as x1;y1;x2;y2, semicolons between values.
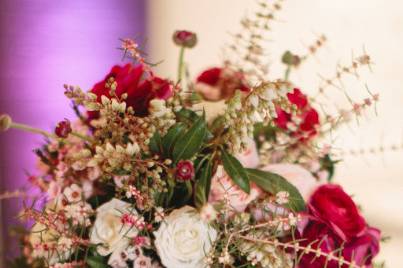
90;198;139;257
154;206;217;268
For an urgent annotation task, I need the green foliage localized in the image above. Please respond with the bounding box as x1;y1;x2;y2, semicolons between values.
87;249;109;268
172;115;207;163
253;122;277;148
320;154;338;182
222;150;250;194
87;255;109;268
175;108;201;127
149;130;163;155
246;168;305;211
194;161;213;208
162;123;186;158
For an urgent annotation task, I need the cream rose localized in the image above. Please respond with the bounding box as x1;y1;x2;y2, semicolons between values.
154;206;217;268
262;163;324;201
90;198;139;257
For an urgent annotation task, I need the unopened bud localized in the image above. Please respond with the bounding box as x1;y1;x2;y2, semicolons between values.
173;30;197;48
54;119;72;138
0;114;12;132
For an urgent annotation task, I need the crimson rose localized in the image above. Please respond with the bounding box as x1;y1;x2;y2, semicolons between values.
297;184;380;267
298;219;380;268
89;63;172;118
309;184;366;241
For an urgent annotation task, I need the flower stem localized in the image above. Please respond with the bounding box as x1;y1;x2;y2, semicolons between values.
10;122;55;138
284;65;291;81
177;46;186;83
10;122;93;143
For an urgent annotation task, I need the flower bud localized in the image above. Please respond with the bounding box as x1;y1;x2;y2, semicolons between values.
0;114;12;132
54;119;72;138
281;50;301;66
173;30;197;48
176;160;195;181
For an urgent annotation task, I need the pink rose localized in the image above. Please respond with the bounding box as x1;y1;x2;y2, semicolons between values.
262;164;323;201
208;166;261;213
236;138;259;168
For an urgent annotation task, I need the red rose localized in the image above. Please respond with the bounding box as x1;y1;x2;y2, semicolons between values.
343;227;381;267
89;63;173;118
298;219;380;268
195;67;250;101
309;184;366;241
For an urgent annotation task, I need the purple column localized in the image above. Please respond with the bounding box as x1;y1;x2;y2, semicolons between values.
0;0;145;261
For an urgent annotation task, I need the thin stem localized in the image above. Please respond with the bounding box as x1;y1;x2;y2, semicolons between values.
70;132;93;143
177;46;186;83
284;65;291;81
10;122;93;143
10;122;55;138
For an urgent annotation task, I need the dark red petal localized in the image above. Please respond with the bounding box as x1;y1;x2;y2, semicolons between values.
274;107;291;129
287;88;308;109
197;67;222;86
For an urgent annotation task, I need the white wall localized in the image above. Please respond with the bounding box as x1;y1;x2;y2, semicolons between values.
148;0;403;266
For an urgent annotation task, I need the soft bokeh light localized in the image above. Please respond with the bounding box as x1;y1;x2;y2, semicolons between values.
0;0;145;263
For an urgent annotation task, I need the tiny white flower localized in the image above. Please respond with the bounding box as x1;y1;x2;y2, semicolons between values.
200;204;217;223
111;99;121;111
106;142;115;153
115;144;125;154
63;184;82;203
154;207;165;222
275;191;290;205
126;142;140;156
149;99;168;117
249;94;259;107
101;95;111;106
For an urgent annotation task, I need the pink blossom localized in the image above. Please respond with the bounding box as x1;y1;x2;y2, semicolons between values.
47;181;62;200
208;166;261;213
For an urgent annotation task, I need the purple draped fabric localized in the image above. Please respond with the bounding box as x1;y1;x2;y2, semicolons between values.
0;0;145;262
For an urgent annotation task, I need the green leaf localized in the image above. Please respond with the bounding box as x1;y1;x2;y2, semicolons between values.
222;150;250;193
172;116;206;162
246;168;305;211
176;108;201;126
162;123;186;157
194;161;213;208
149;131;162;155
87;256;108;268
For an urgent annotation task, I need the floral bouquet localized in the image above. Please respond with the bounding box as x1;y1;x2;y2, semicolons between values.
0;1;384;268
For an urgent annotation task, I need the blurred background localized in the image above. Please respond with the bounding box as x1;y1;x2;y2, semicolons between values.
1;0;402;266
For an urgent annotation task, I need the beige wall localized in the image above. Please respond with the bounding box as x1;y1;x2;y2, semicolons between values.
148;0;403;266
